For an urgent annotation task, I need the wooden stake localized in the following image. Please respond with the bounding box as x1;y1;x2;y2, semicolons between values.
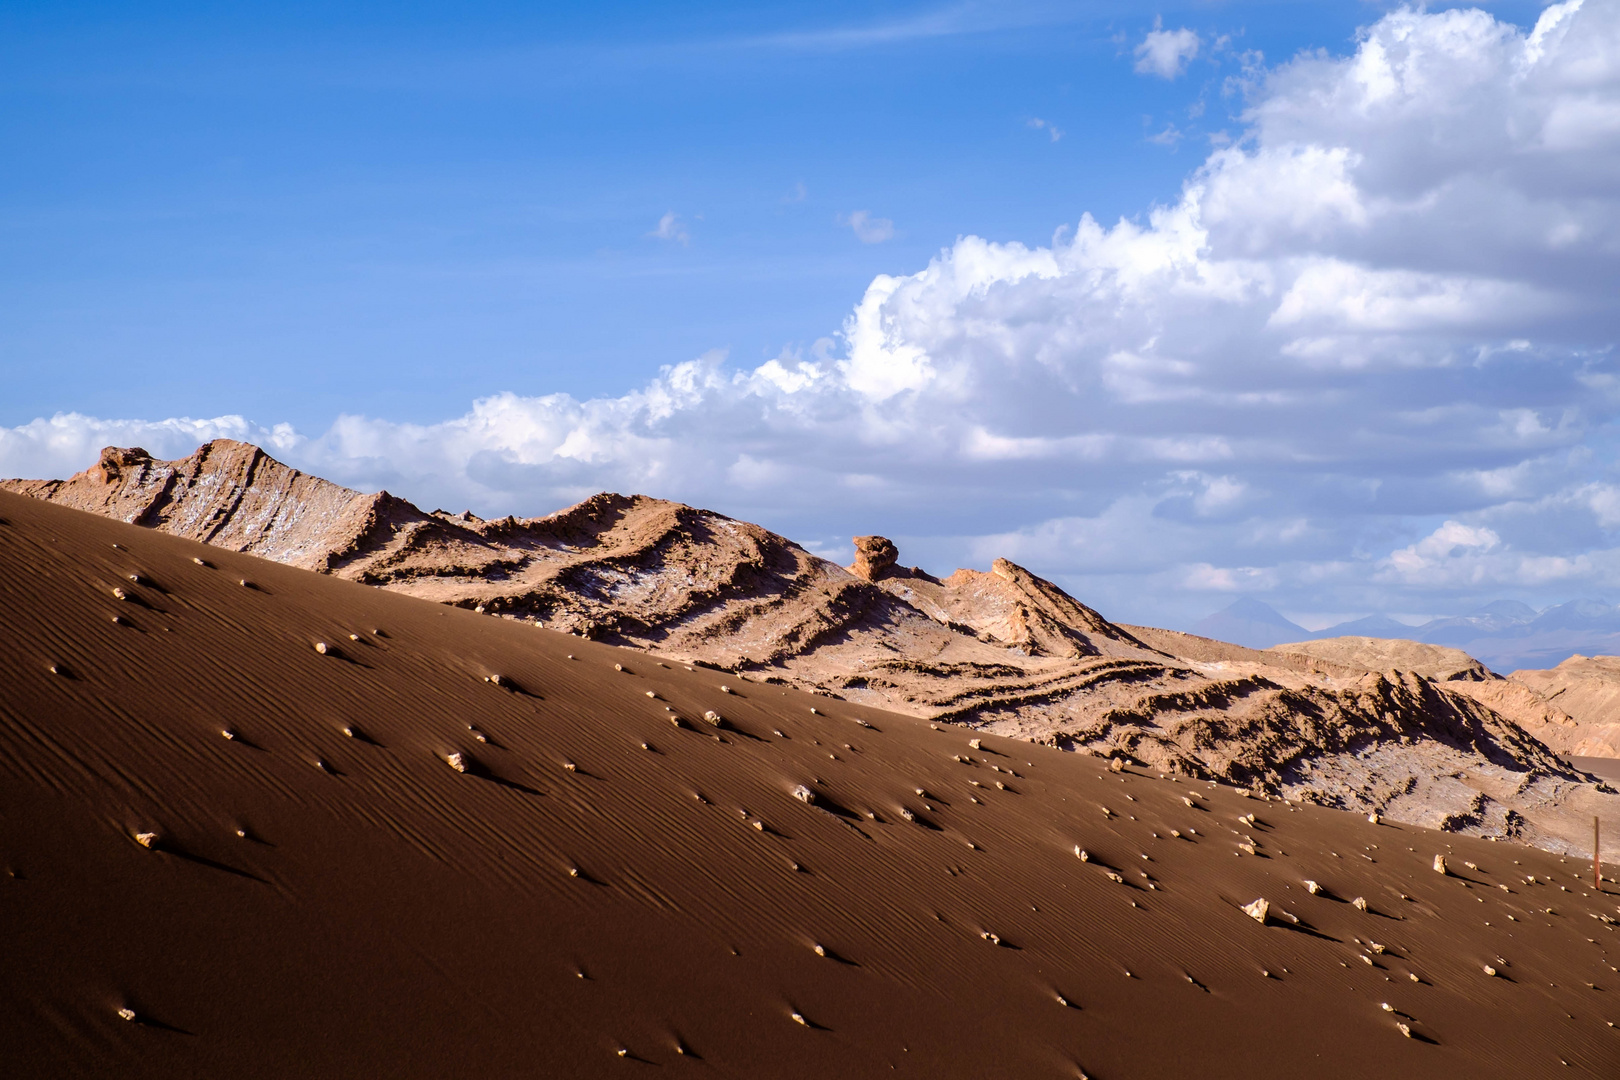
1597;816;1603;893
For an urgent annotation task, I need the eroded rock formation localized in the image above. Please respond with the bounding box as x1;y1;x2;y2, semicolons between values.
7;440;1616;854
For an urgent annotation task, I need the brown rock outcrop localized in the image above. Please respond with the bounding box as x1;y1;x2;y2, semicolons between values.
849;535;898;581
5;441;1612;856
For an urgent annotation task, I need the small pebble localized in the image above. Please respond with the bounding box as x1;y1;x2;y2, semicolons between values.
118;1008;136;1022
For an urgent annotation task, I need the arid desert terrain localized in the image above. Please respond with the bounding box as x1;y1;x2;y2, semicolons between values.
4;448;1620;1076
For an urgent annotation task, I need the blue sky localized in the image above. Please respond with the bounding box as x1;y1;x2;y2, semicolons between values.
3;0;1616;633
2;0;1538;424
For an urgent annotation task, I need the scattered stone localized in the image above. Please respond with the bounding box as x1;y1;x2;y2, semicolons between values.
813;943;826;957
112;587;128;601
1105;871;1124;883
193;557;206;566
1397;1023;1412;1038
314;642;331;655
446;752;467;773
809;707;819;715
1109;758;1124;773
221;728;235;740
1434;854;1448;875
564;761;577;772
1369;812;1380;824
1353;897;1369;912
118;1008;136;1022
720;685;732;694
969;739;982;751
134;831;159;849
1076;847;1089;862
1304;880;1321;895
1243;898;1270;924
702;710;723;726
791;1012;807;1026
1484;965;1498;977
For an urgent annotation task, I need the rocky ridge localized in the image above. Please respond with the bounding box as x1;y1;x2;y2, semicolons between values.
7;440;1618;855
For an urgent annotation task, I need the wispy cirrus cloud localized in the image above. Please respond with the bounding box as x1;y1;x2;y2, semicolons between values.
840;210;895;244
740;2;1067;51
647;211;690;244
1026;117;1063;141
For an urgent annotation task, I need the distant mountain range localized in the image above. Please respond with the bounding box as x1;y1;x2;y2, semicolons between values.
1193;597;1620;672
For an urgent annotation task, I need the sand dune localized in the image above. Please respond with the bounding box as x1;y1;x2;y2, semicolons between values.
5;492;1620;1076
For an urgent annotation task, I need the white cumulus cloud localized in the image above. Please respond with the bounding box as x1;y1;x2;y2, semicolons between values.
9;3;1620;629
1135;20;1201;80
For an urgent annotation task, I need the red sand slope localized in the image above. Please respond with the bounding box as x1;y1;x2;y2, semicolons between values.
2;489;1618;1079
